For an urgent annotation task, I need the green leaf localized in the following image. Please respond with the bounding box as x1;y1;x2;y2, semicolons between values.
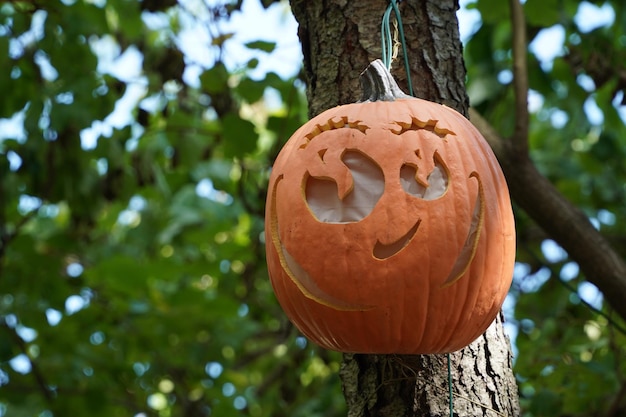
191;159;234;188
245;40;276;53
474;0;509;24
524;0;561;27
200;63;230;94
236;77;266;103
221;113;257;157
211;32;235;46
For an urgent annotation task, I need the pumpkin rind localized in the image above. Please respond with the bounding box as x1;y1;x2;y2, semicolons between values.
265;60;515;354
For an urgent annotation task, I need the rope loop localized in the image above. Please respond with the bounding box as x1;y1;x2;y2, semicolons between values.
380;0;413;96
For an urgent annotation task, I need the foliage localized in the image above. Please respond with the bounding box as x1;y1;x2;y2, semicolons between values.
0;1;343;416
467;0;626;415
0;0;625;416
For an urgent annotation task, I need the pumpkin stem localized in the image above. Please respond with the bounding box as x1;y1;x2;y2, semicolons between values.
359;59;412;102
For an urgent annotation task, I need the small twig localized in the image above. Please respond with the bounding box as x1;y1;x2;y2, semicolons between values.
607;315;625;384
232;329;290;370
521;242;626;337
606;320;626;417
509;0;529;154
237;162;264;217
558;277;626;336
1;321;54;403
607;382;626;417
3;0;42;12
0;210;39;269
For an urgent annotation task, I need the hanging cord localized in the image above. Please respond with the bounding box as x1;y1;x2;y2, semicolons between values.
380;5;393;66
448;353;453;416
380;2;452;415
380;0;414;96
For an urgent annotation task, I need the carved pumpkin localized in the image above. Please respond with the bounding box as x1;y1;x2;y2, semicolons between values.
265;60;515;354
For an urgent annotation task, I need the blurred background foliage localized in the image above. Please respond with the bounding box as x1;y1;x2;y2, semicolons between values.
0;0;625;416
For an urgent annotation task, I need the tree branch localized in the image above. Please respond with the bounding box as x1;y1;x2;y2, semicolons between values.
470;108;626;322
509;0;529;154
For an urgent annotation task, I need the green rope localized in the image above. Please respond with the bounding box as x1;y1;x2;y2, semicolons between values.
380;5;393;67
381;2;452;415
448;353;453;416
380;0;413;96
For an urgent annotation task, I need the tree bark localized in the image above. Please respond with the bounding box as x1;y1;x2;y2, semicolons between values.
289;0;520;415
291;0;469;116
338;314;518;417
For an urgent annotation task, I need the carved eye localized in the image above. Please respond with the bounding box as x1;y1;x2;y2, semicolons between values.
400;153;449;200
305;150;384;223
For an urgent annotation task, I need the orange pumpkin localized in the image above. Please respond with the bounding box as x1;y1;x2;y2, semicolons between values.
265;60;515;354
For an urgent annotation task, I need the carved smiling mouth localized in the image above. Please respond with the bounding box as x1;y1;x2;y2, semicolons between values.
373;220;421;260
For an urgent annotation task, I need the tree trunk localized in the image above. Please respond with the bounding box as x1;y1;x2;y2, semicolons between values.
289;0;520;415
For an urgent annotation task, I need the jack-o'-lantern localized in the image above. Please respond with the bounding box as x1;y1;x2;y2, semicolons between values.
265;60;515;354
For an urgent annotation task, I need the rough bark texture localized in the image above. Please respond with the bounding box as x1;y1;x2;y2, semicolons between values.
339;315;517;417
291;0;469;117
289;0;520;416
